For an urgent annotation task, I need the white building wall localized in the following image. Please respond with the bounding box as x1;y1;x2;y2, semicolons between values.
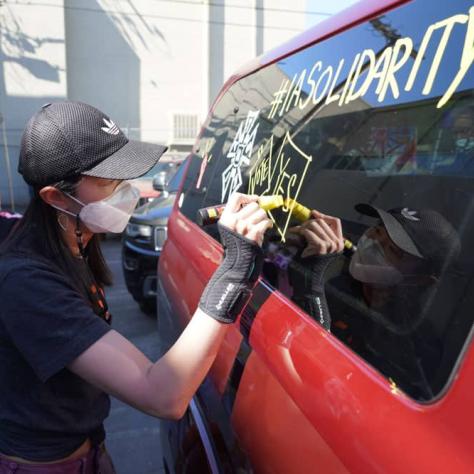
263;0;308;54
137;1;204;145
1;0;313;208
223;1;256;82
0;0;67;208
65;0;141;140
65;0;205;146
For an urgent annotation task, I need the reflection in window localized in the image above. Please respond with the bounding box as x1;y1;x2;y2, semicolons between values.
179;0;474;401
275;204;462;400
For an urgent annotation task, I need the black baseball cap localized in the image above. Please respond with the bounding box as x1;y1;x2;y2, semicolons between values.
355;203;461;275
18;101;168;186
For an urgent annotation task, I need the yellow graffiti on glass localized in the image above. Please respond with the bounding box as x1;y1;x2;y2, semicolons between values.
248;132;312;241
267;6;474;118
284;198;354;250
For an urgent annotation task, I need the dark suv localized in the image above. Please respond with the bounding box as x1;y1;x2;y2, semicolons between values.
122;159;188;314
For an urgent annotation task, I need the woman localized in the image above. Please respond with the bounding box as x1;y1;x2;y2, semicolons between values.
0;101;272;472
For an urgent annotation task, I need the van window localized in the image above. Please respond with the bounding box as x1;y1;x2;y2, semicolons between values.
180;0;474;401
167;158;188;193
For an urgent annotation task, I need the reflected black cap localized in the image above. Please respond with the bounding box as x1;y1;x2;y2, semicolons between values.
356;203;461;275
19;101;168;186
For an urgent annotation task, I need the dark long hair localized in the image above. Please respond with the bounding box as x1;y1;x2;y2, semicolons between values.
0;177;113;300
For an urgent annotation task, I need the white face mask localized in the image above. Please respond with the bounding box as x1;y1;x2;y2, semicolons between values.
54;181;140;233
349;232;403;286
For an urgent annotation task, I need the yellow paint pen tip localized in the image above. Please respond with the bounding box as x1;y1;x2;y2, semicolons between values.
259;195;284;211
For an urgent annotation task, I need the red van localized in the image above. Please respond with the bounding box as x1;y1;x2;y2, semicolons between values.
157;0;474;472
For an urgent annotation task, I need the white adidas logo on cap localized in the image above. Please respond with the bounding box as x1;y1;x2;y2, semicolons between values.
101;118;119;135
401;207;420;221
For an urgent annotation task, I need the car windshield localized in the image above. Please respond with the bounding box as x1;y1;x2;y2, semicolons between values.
167;158;188;193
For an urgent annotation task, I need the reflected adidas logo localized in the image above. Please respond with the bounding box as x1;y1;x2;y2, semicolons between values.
101;118;120;135
401;208;420;221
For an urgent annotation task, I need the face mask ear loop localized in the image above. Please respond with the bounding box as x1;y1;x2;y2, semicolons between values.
75;214;86;259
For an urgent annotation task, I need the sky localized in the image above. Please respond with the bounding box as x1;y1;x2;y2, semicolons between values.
305;0;360;28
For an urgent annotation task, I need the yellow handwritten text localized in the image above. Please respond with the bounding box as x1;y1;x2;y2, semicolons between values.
248;133;311;241
267;7;474;118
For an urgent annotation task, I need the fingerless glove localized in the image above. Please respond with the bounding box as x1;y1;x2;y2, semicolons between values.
199;224;263;324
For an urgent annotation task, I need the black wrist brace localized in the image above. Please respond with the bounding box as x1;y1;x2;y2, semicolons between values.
289;253;340;331
199;224;263;324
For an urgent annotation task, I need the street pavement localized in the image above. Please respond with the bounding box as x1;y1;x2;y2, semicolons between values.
101;237;164;474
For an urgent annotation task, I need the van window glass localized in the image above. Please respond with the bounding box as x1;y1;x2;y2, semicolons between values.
179;0;474;401
143;161;176;178
179;153;207;218
167;158;188;193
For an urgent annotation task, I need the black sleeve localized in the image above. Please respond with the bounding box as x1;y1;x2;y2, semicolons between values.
288;253;340;331
0;261;112;382
0;215;19;243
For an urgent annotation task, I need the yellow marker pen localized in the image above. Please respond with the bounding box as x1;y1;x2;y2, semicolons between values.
285;198;354;251
196;195;284;226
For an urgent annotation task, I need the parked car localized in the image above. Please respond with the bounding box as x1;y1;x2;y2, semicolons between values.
129;152;186;208
157;0;474;472
122;159;189;314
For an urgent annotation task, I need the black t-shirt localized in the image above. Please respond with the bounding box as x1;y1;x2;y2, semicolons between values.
326;272;442;400
0;213;20;243
0;249;112;461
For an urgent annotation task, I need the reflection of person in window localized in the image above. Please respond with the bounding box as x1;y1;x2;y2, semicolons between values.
436;105;474;175
451;107;474;174
287;204;461;399
451;106;474;150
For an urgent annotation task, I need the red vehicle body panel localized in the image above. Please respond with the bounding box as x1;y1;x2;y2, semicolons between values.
161;205;474;473
159;0;474;472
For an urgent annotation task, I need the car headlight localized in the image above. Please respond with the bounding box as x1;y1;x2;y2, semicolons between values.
126;223;153;239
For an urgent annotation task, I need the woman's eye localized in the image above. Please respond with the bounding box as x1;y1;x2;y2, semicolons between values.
101;180;118;188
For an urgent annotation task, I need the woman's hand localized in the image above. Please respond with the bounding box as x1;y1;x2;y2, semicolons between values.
219;192;273;246
289;209;344;257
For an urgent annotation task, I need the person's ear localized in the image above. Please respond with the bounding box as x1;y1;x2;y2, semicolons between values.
38;186;69;210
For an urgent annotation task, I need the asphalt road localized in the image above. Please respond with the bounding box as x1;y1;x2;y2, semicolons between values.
101;237;164;474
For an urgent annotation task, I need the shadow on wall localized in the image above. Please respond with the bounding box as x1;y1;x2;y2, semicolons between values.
0;3;66;210
0;0;144;208
101;0;171;56
65;0;146;141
